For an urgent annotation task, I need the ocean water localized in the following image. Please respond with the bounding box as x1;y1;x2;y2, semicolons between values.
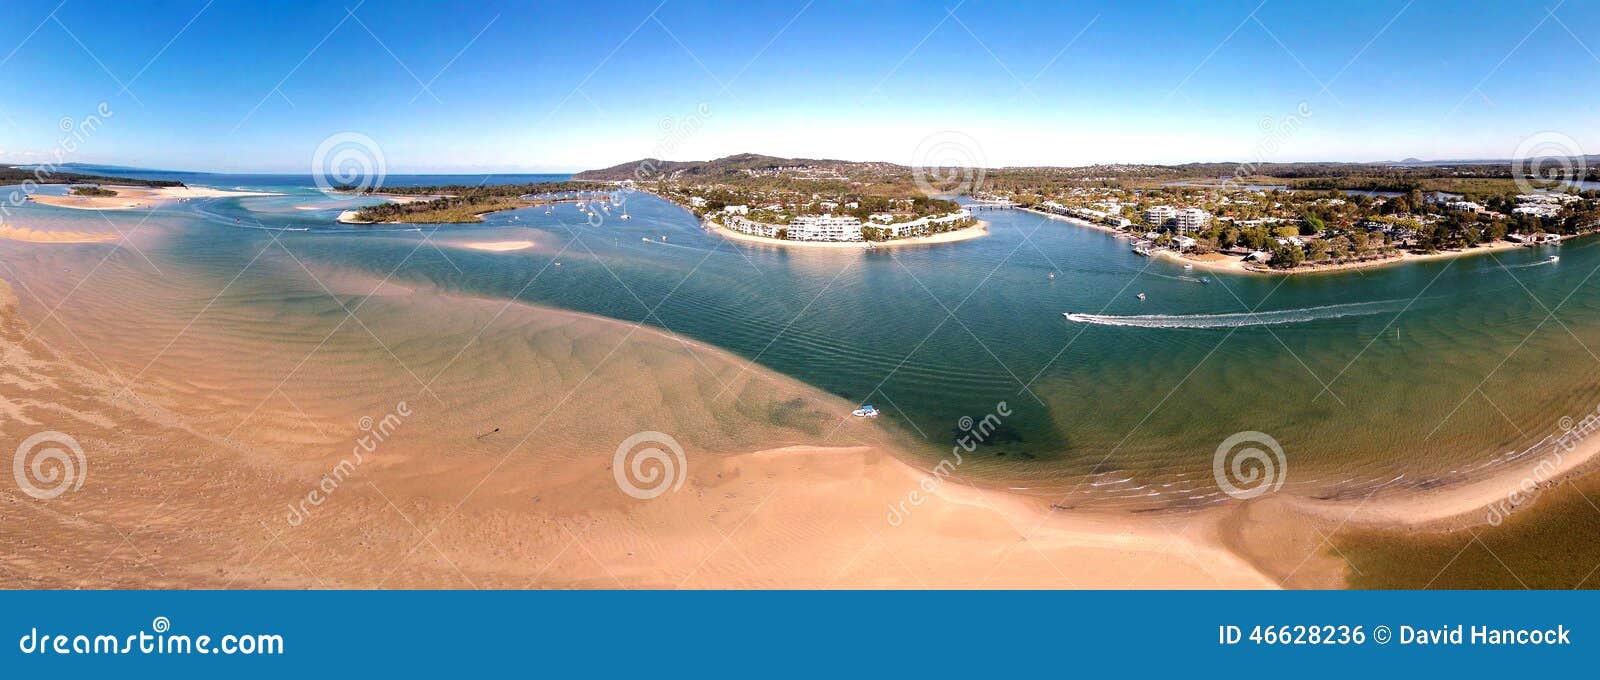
10;173;1597;510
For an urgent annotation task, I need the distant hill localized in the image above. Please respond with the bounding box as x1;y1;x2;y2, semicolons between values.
574;153;907;182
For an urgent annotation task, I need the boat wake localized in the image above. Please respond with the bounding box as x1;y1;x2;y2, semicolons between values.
1063;299;1412;329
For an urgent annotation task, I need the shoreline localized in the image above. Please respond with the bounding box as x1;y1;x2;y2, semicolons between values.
705;217;989;249
1023;206;1578;275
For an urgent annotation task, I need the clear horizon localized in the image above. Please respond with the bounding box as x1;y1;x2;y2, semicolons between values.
2;0;1597;173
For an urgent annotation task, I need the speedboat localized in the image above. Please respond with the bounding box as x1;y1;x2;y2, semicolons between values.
1199;276;1211;284
1137;293;1147;300
851;405;880;418
1047;272;1055;280
1183;263;1194;270
620;213;631;221
1550;255;1560;262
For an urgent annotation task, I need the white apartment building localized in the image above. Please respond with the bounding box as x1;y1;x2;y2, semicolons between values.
787;214;863;241
1145;205;1177;226
1175;208;1209;232
875;210;972;238
724;215;779;238
723;204;750;215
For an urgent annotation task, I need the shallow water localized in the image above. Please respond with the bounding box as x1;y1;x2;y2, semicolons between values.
7;175;1597;510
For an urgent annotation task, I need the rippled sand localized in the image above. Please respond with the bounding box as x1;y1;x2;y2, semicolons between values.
0;235;1278;588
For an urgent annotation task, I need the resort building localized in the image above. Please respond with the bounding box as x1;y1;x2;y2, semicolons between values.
1514;203;1563;218
724;215;779;238
724;210;970;242
1145;205;1176;226
1175;208;1209;232
723;204;749;215
788;214;863;241
875;210;973;238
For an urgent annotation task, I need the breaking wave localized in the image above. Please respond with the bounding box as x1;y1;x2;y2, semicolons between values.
1063;299;1412;329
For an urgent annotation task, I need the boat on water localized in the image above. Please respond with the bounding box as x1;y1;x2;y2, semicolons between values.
1137;293;1147;300
620;213;631;221
1550;255;1560;262
851;404;880;418
1183;263;1194;270
1047;272;1055;280
642;237;652;242
1199;276;1211;284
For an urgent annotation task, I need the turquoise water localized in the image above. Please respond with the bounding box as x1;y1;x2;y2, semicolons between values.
14;176;1600;509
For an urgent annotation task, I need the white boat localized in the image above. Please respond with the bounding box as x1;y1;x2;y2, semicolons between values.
1183;263;1193;270
1550;255;1560;262
851;404;880;418
1047;272;1055;280
642;237;652;242
1137;293;1147;300
620;214;631;221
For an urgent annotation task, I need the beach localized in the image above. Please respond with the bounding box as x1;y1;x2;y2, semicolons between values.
0;255;1272;589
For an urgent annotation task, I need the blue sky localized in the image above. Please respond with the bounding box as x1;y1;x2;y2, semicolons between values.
1;0;1597;172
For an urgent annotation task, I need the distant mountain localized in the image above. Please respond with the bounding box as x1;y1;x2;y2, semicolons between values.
574;153;906;181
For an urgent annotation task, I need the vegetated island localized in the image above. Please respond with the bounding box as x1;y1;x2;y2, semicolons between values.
337;181;607;223
0;164;183;189
574;153;984;247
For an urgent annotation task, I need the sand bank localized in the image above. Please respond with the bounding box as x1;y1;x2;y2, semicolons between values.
706;218;989;249
0;224;119;244
336;209;373;224
0;256;1273;589
459;240;535;252
29;184;282;210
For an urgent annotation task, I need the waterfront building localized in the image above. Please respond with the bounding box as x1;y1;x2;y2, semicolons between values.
788;214;863;241
1145;205;1177;226
1175;208;1209;232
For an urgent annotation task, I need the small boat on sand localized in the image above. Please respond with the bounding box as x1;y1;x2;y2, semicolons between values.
851;404;880;418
